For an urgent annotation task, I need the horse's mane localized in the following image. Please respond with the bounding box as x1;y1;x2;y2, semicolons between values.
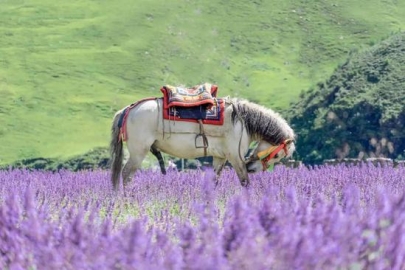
230;98;296;144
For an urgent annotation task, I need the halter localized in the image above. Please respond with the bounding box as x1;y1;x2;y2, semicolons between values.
257;139;293;171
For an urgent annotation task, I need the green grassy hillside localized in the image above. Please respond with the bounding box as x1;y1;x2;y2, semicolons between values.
288;32;405;164
1;0;405;164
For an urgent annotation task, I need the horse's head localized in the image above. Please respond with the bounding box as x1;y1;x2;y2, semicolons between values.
245;139;295;173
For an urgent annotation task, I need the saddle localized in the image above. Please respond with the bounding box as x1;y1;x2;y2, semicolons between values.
161;83;218;108
161;83;223;156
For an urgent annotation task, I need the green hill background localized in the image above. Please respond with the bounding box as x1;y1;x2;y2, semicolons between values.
287;32;405;164
1;0;405;165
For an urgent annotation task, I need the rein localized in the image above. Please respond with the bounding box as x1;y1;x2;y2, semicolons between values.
231;102;246;164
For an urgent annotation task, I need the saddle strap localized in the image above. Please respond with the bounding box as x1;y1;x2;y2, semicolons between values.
195;119;209;156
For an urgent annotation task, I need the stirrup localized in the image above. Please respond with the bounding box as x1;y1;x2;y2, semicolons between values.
195;119;209;156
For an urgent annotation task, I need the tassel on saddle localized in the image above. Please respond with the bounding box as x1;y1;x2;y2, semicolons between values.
195;119;209;156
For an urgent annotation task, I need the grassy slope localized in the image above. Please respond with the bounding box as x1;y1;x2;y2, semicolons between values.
1;0;405;164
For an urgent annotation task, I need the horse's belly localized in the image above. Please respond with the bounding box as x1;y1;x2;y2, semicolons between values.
155;108;232;158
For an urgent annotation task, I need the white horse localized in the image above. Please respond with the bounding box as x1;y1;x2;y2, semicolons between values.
110;97;296;189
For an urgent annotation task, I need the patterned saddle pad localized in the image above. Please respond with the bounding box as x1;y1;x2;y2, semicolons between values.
161;83;218;108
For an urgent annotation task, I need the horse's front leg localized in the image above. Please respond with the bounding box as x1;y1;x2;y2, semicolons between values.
228;157;250;187
213;157;227;186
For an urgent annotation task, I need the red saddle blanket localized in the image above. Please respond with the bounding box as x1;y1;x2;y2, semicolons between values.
161;83;218;109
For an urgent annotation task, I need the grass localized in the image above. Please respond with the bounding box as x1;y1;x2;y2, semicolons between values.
1;0;405;164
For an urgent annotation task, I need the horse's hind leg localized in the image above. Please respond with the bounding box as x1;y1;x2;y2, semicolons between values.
150;145;166;175
122;146;149;187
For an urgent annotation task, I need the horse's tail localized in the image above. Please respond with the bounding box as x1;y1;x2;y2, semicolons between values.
110;110;123;190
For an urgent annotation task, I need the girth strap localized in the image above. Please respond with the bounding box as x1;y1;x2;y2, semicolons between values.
195;119;209;156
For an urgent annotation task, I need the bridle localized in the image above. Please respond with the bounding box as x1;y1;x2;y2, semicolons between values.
247;139;294;171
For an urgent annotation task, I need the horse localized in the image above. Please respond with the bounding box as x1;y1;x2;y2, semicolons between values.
109;97;296;190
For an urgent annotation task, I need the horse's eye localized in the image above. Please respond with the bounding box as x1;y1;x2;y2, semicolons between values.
274;154;279;158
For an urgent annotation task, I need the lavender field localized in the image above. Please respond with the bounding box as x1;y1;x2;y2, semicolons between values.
1;164;405;269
